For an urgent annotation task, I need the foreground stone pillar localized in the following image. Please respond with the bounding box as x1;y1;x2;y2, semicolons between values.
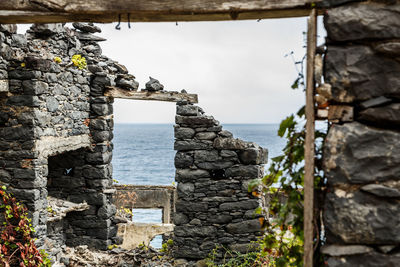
322;2;400;265
173;101;267;260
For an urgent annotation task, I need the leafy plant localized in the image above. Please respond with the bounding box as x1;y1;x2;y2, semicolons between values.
0;185;51;267
160;239;173;255
249;53;327;265
205;245;272;267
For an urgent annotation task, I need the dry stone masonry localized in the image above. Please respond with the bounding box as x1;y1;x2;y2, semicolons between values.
173;101;267;260
0;22;142;263
322;1;400;266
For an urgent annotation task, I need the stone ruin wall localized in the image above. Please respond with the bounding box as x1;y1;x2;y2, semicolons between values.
0;22;268;264
322;1;400;266
173;102;267;260
0;23;140;262
1;1;400;265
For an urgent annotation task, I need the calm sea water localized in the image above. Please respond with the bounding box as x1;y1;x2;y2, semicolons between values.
112;123;285;247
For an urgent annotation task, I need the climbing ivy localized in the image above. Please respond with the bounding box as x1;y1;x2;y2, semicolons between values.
0;185;51;267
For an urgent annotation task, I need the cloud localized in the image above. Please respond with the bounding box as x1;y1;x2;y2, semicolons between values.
19;17;326;124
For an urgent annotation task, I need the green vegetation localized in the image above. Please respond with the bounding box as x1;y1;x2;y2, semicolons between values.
0;185;51;267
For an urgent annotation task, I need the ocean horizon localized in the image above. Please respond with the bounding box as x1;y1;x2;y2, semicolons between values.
112;123;286;247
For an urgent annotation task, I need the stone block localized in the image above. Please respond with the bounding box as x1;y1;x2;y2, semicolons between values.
175;152;194;168
238;146;268;165
207;214;232;224
196;161;234;170
175;169;210;182
324;189;400;244
91;103;113;116
31;23;64;35
25;56;52;72
195;132;217;140
97;204;117;219
226;219;261;234
0;79;8;92
225;165;263;178
374;40;400;56
176;105;199;116
6;95;40;107
325;45;400;103
174;226;217;237
174;140;212;151
325;251;400;267
0;24;17;34
92;130;113;142
213;138;249;150
219;200;260;211
82;165;112;179
174;213;189;225
46;96;59;112
22;80;48;95
175;201;208;212
324;122;400;184
174;127;196;139
85;151;112;165
175;115;216;128
361;184;400;198
324;3;400;41
358;103;400;127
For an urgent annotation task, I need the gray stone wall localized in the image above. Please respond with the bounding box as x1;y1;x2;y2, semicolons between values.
0;23;140;263
173;102;267;260
322;2;400;266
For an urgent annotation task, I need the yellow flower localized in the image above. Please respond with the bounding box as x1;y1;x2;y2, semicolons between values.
71;54;87;70
21;62;26;67
53;56;62;64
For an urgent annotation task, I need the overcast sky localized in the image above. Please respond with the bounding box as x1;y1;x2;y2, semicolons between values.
20;17;325;124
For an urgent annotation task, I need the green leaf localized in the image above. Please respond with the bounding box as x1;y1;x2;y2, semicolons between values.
278;115;294;137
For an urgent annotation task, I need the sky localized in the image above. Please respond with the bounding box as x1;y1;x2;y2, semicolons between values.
20;17;325;124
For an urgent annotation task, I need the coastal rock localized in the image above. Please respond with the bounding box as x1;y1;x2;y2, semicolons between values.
324;122;400;184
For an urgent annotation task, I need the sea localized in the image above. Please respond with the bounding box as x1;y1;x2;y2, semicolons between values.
112;123;285;247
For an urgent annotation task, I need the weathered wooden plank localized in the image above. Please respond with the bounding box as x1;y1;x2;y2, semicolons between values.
104;86;198;104
304;8;317;267
0;0;322;23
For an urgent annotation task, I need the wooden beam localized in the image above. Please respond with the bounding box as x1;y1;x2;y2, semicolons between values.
104;87;198;104
0;0;322;23
304;8;317;267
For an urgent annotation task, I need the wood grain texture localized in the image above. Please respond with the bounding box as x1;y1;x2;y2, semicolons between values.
304;8;317;267
104;87;198;104
0;0;322;23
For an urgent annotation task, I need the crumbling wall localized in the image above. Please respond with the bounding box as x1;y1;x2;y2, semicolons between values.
322;2;400;265
0;22;141;262
173;101;267;260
